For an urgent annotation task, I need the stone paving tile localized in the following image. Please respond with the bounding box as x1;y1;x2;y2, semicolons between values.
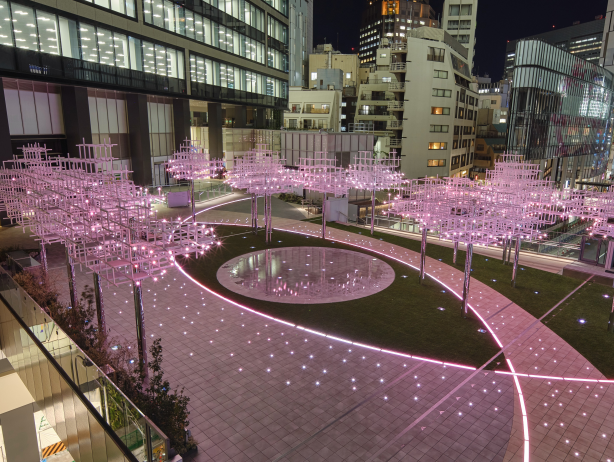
10;201;614;461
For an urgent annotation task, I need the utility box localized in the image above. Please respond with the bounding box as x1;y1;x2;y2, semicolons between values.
326;197;348;223
167;191;190;208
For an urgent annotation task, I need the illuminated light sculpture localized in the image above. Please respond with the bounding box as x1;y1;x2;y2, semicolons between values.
390;177;448;284
226;144;296;242
0;141;218;375
299;151;349;239
484;154;562;287
348;151;403;235
165;139;225;223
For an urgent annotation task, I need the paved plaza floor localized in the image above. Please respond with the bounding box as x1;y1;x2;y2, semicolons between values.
5;194;614;461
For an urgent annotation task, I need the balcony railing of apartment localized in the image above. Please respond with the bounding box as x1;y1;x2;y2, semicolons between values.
389;138;402;148
360;94;395;101
289;108;302;113
360;78;397;85
390;62;407;72
304;107;330;114
358;109;390;116
387;101;404;110
391;43;408;52
0;266;169;462
349;122;375;132
388;82;406;91
386;120;403;129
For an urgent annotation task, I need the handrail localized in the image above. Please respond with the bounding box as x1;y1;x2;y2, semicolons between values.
0;267;169;462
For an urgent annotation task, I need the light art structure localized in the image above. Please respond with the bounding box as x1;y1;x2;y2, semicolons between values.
226;144;295;242
165;140;224;223
348;151;403;235
390;177;448;283
484;155;561;286
0;141;219;373
299;151;349;239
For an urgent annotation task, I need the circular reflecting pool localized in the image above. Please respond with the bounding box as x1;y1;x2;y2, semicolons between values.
217;247;395;304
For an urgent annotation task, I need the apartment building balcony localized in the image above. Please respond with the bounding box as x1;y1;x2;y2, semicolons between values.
304;108;330;114
387;120;403;130
387;101;404;111
360;93;395;102
388;82;406;92
391;42;408;53
389;138;403;148
390;62;407;73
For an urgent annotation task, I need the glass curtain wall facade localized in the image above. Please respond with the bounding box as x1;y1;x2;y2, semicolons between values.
507;39;614;178
190;53;288;105
143;0;267;66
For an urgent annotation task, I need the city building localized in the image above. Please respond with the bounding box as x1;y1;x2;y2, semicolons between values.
472;138;498;180
353;47;397;144
358;0;438;65
308;44;359;132
506;39;614;189
441;0;478;72
505;18;605;79
288;0;313;87
0;0;291;187
391;27;478;179
476;76;510;153
284;80;342;132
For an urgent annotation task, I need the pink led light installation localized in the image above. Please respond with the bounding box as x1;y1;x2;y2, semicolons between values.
165;139;224;223
225;144;295;242
0;141;218;373
298;151;349;239
348;151;403;235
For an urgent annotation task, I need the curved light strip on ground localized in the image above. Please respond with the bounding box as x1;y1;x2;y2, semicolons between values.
183;199;530;462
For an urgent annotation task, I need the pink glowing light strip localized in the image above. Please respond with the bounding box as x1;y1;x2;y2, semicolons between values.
507;359;530;462
494;370;612;383
186;201;529;460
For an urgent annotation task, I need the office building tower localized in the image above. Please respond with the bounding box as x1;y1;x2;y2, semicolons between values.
507;39;614;189
288;0;313;87
441;0;478;72
358;0;438;65
0;0;291;186
505;18;605;79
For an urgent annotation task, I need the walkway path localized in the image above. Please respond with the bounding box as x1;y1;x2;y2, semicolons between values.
4;195;614;461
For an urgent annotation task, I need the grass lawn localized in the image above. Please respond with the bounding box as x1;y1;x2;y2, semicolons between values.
181;226;503;369
543;281;614;378
325;222;582;319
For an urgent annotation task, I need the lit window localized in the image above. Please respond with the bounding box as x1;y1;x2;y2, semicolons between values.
429;142;448;150
427;159;446;167
310;72;317;80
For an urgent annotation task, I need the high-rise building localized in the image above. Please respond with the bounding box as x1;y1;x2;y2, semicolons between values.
288;0;313;87
0;0;291;186
358;0;439;65
505;18;605;79
441;0;478;72
506;39;614;189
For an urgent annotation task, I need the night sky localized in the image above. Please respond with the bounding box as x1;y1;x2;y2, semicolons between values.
313;0;609;81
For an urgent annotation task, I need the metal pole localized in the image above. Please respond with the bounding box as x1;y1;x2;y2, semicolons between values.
268;194;273;242
462;243;473;317
133;281;148;380
507;237;513;264
502;238;508;264
39;242;48;273
65;246;78;309
322;195;327;239
511;237;521;287
251;194;257;234
93;272;106;333
264;194;269;243
419;227;427;284
191;179;196;223
370;188;376;235
453;241;459;265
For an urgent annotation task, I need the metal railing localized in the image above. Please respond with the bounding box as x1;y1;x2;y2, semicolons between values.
391;43;407;52
389;138;402;148
387;120;403;129
361;215;582;261
390;62;407;71
360;94;395;101
388;82;406;91
0;267;169;462
146;180;232;204
387;101;404;110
